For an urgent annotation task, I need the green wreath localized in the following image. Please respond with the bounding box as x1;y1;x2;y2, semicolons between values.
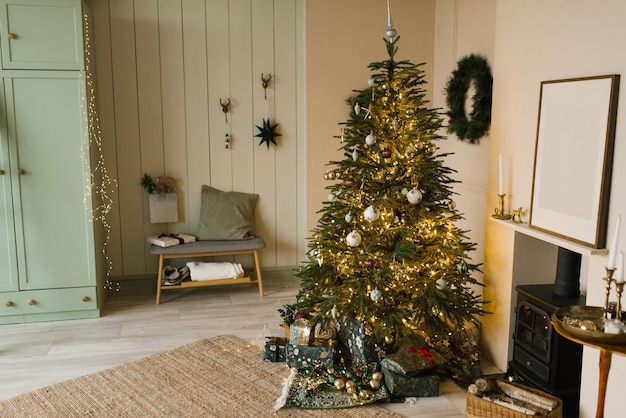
445;54;493;144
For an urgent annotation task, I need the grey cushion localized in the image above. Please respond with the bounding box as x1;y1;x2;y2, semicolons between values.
151;236;266;255
197;185;258;240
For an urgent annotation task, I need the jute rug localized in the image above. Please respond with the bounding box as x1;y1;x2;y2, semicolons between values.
0;334;404;417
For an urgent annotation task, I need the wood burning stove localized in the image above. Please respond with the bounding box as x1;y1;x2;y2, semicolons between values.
507;284;585;418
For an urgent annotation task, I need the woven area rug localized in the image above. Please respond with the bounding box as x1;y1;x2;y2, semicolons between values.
0;334;403;417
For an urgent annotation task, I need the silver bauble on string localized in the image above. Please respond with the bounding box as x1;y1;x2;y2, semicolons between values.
352;148;358;161
364;205;380;222
407;188;422;204
354;103;361;115
436;278;448;290
370;288;382;301
344;211;353;223
365;132;377;146
346;230;362;247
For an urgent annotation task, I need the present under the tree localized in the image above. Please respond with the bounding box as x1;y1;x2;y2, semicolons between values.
381;366;440;398
338;316;391;363
289;318;313;346
380;345;447;377
263;336;288;362
286;339;336;369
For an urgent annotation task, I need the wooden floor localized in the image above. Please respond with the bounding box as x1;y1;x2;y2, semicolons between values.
0;270;498;417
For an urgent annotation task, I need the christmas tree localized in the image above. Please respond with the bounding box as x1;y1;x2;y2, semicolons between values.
292;34;487;376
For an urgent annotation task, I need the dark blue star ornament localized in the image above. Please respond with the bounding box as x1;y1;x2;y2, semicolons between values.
255;118;281;149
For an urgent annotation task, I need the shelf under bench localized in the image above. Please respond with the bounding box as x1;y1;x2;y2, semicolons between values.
150;237;266;304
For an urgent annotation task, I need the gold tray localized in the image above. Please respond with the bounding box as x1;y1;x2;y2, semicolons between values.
553;305;626;344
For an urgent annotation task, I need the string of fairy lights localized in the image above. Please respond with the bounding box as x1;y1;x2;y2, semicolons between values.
82;10;119;292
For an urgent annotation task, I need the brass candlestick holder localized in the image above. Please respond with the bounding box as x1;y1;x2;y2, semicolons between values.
615;282;625;321
603;267;616;316
492;194;512;220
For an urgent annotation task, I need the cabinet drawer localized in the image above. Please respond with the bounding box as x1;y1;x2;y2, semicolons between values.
0;286;96;316
0;0;84;70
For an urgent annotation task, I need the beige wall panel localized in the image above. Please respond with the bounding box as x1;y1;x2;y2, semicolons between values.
134;0;165;271
85;0;123;278
182;0;210;235
158;1;188;234
252;0;277;267
109;0;145;275
228;0;254;194
206;0;232;192
86;0;304;279
274;0;299;267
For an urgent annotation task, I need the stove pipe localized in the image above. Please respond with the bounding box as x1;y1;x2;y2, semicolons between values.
553;246;581;297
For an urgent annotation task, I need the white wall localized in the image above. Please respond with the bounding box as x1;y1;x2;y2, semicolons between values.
486;2;626;417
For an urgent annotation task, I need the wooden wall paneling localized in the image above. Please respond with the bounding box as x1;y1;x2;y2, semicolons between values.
206;0;232;193
182;0;210;236
109;0;145;275
228;0;254;194
85;0;124;277
134;0;165;272
274;0;299;266
251;0;277;267
157;1;188;233
294;0;307;265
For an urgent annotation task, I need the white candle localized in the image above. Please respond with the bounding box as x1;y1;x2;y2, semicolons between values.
498;153;504;195
608;216;621;269
617;251;624;283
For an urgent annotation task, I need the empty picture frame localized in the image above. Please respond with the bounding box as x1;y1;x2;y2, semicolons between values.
529;74;620;248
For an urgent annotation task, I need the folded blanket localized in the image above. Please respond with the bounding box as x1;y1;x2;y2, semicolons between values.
186;261;245;281
148;233;196;247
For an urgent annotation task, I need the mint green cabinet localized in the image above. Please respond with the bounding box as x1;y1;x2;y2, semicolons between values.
0;0;101;323
0;0;84;70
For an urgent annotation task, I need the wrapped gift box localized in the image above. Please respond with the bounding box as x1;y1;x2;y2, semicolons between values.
337;316;392;363
380;346;447;377
286;340;335;369
263;336;288;362
381;365;440;398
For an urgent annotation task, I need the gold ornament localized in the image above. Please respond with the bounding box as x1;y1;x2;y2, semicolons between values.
334;378;345;390
371;371;383;381
369;379;381;390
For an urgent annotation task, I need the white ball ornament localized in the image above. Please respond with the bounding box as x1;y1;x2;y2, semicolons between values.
346;231;362;247
365;132;376;146
370;288;382;301
436;278;448;290
328;192;335;202
407;188;422;205
363;205;379;222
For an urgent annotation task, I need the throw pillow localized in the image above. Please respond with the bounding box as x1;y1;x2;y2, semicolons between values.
197;185;258;240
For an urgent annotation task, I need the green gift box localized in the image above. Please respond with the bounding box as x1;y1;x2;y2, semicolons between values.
263;336;288;362
286;340;335;369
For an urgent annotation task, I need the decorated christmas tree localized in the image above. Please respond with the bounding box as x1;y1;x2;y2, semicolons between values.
292;25;487;378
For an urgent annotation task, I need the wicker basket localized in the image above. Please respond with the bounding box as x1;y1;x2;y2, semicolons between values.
465;380;563;418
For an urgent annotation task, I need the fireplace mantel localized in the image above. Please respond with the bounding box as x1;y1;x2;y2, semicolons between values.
490;218;608;256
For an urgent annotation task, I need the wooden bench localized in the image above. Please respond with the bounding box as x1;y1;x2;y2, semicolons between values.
151;237;266;304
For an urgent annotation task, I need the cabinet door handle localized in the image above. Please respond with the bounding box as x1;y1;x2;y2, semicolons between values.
82;296;90;302
7;32;16;39
18;169;25;175
0;169;4;175
5;301;13;307
27;299;35;305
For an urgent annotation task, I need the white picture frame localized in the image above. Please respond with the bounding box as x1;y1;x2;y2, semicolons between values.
529;75;620;248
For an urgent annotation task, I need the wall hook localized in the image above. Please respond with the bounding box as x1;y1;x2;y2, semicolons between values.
261;73;272;99
219;98;231;122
